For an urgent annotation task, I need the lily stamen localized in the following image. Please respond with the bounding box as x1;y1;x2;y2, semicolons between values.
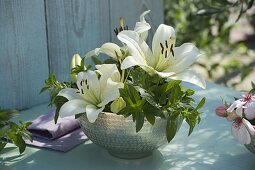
165;40;168;48
170;44;174;57
160;43;164;54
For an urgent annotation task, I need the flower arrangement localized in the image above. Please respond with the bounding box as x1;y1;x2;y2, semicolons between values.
42;10;206;142
215;83;255;145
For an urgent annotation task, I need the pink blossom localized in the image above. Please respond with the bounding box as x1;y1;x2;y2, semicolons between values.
244;101;255;120
215;106;227;117
231;117;255;145
227;100;246;117
241;93;255;103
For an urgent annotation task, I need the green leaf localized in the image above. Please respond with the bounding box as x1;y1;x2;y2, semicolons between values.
145;113;155;125
143;102;165;119
194;97;206;111
103;58;117;64
136;86;158;108
135;112;144;132
16;135;26;154
0;142;7;153
91;56;102;65
0;109;19;122
166;118;178;142
185;89;195;96
54;96;69;123
40;86;50;94
127;84;141;104
185;115;197;136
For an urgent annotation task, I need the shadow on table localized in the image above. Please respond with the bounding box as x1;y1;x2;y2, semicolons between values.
3;142;165;170
3;141;255;170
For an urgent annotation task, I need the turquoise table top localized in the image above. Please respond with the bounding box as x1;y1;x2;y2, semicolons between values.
1;82;255;170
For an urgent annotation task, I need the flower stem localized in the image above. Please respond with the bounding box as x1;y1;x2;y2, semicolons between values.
121;69;125;83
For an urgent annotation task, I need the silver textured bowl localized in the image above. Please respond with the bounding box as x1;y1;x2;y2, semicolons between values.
245;136;255;154
78;112;179;159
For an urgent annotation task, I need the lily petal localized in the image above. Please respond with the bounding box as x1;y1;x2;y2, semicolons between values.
99;43;122;59
77;71;101;104
98;78;121;107
168;69;206;89
152;24;175;57
96;64;121;83
134;10;151;41
167;43;202;73
58;88;82;100
134;22;151;41
85;48;100;58
85;105;104;123
85;43;121;60
121;55;146;70
117;30;153;64
155;70;175;78
59;99;88;117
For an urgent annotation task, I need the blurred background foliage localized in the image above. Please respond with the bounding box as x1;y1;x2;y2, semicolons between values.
164;0;255;90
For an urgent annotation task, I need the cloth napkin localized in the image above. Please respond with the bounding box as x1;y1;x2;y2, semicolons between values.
25;109;87;152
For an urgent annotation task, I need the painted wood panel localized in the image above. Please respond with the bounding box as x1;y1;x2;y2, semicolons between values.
45;0;111;82
109;0;164;46
0;0;49;110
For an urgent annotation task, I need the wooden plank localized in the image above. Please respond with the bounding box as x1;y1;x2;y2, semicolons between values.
45;0;111;82
109;0;163;45
0;0;49;109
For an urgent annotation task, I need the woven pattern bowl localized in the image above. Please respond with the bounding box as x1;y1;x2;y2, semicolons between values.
78;112;177;159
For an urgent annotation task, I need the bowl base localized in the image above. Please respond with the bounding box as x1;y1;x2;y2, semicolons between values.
108;151;152;159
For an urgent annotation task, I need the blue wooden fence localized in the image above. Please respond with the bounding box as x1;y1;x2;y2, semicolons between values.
0;0;163;110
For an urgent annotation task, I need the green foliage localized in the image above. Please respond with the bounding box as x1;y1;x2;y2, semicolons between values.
40;74;73;106
0;109;32;154
164;0;254;88
164;0;253;48
118;69;205;142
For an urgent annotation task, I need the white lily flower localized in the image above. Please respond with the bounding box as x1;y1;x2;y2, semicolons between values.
85;11;151;60
58;64;122;123
231;117;255;145
117;24;206;89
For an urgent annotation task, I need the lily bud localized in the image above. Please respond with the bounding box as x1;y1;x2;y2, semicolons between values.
110;97;126;113
71;54;82;69
215;106;227;117
70;54;82;82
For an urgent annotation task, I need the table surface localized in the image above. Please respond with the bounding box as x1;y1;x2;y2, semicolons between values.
1;82;255;170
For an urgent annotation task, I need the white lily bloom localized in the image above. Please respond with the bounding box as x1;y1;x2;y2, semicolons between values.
58;64;122;123
226;100;246;117
85;10;151;60
231;117;255;145
117;24;206;89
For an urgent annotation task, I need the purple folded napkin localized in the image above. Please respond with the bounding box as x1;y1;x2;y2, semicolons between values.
25;109;87;152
